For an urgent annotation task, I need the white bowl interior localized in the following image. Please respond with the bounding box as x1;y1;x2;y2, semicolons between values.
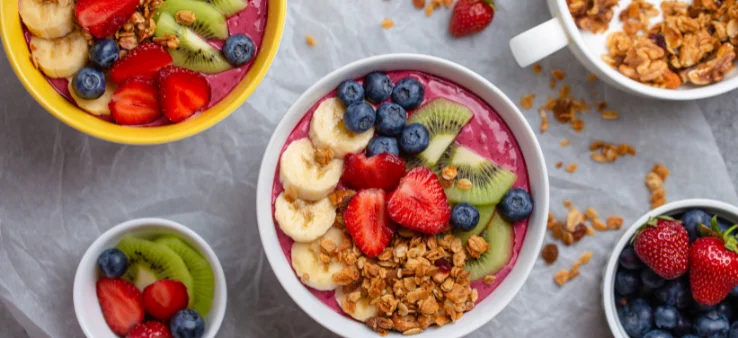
256;54;550;338
555;0;738;100
73;218;227;338
602;199;738;338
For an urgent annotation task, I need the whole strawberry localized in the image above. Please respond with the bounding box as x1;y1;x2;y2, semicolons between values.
689;217;738;306
449;0;496;38
632;216;689;280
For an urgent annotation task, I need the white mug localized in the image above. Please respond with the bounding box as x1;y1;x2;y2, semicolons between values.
509;0;738;100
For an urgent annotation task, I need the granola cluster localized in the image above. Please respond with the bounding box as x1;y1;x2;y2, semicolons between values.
567;0;619;34
645;163;670;209
548;201;623;246
589;140;637;163
112;0;165;54
553;251;594;286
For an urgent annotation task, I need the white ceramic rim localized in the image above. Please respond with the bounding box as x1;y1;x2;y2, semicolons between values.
256;53;550;338
73;218;227;338
601;198;738;338
554;0;738;101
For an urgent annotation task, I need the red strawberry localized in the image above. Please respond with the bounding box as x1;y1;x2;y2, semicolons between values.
158;66;212;123
449;0;496;38
689;219;738;306
344;189;396;257
142;280;189;322
387;167;451;235
126;321;172;338
110;78;162;125
110;44;173;84
75;0;139;39
632;216;689;280
342;153;406;191
96;278;144;336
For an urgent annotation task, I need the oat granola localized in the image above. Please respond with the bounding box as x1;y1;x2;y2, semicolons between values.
567;0;619;34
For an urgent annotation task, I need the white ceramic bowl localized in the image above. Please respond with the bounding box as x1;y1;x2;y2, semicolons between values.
256;54;550;337
510;0;738;100
602;199;738;337
74;218;227;338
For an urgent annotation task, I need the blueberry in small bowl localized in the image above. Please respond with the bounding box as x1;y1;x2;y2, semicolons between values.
343;102;376;133
399;123;429;155
336;80;365;107
89;38;119;69
97;248;128;279
619;298;653;337
641;269;666;290
363;71;393;104
654;305;679;330
643;330;673;338
366;136;399;157
681;208;711;242
619;247;644;270
392;77;424;110
615;270;640;296
171;309;206;338
694;311;730;338
375;102;406;136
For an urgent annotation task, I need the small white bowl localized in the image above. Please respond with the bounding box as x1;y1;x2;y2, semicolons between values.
256;54;550;338
73;218;227;338
602;199;738;338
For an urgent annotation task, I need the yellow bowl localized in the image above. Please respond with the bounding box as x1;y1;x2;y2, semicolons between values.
0;0;286;145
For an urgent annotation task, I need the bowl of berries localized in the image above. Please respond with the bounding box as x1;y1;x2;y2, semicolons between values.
256;54;549;337
604;199;738;338
0;0;285;144
73;218;227;338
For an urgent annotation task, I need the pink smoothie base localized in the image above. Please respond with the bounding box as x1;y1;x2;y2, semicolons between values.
21;0;267;126
270;71;531;318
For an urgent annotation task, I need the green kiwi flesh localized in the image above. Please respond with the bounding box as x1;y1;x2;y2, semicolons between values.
116;236;195;307
465;212;514;281
155;12;232;74
207;0;248;18
439;144;517;206
453;205;496;245
406;98;473;169
155;235;215;317
155;0;229;40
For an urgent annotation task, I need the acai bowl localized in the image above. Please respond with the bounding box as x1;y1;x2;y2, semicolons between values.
0;0;285;144
256;54;549;337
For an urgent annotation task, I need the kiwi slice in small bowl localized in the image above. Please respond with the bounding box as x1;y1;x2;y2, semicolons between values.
155;12;232;74
155;0;229;40
155;235;215;317
466;212;514;281
406;98;474;169
439;144;517;206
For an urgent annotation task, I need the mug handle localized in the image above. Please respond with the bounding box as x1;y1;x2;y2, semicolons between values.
509;16;570;68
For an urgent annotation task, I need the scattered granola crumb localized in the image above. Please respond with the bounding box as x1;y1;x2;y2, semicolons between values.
590;141;636;163
601;110;619;120
596;101;608;113
413;0;426;9
425;3;435;16
554;270;569;286
585;226;596;236
592;219;608;231
549;79;557;89
554;251;594;286
587;73;598;82
585;207;598;220
646;163;669;209
551;69;566;81
520;93;535;110
533;64;543;74
305;34;316;47
565;163;578;173
652;163;670;181
539;109;549;133
560;139;570;147
555;161;563;169
381;18;394;29
607;216;624;230
541;244;559;264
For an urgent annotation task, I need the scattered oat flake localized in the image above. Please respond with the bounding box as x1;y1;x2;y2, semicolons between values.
601;110;619;120
565;163;578;173
520;93;535;110
305;34;316;47
533;64;542;74
381;18;394;29
560;139;570;147
587;73;598;82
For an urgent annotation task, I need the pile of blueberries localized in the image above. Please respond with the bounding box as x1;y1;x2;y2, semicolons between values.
614;209;738;338
336;72;430;157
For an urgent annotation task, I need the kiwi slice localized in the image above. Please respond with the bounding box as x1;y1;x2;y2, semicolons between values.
439;144;517;206
454;205;496;245
155;0;229;40
466;212;514;281
406;98;474;169
155;12;232;74
116;236;195;307
201;0;248;18
155;235;215;317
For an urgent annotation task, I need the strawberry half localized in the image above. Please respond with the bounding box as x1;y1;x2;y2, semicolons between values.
450;0;496;38
387;167;451;235
75;0;139;39
97;278;144;336
126;321;172;338
342;153;406;191
689;218;738;306
110;78;162;125
632;216;689;280
158;66;212;123
344;189;396;257
110;44;173;84
142;280;189;322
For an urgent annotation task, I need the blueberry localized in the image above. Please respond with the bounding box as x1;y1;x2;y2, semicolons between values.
72;67;106;100
654;306;679;329
223;34;256;67
616;270;640;296
366;136;399;157
391;77;424;110
731;285;738;297
682;209;712;241
337;80;365;107
642;269;666;289
398;123;429;155
655;280;689;309
674;313;692;336
643;330;673;338
682;335;699;338
619;247;644;270
620;298;653;338
498;188;533;223
451;203;480;231
715;302;734;321
695;311;730;338
97;248;128;278
170;309;205;338
730;322;738;338
375;103;407;136
88;38;119;68
343;102;376;133
363;72;393;104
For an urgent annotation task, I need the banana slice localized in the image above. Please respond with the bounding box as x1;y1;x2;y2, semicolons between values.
309;97;374;158
67;79;116;116
30;31;88;79
335;287;379;322
19;0;75;39
291;227;347;291
279;138;343;202
275;192;335;243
